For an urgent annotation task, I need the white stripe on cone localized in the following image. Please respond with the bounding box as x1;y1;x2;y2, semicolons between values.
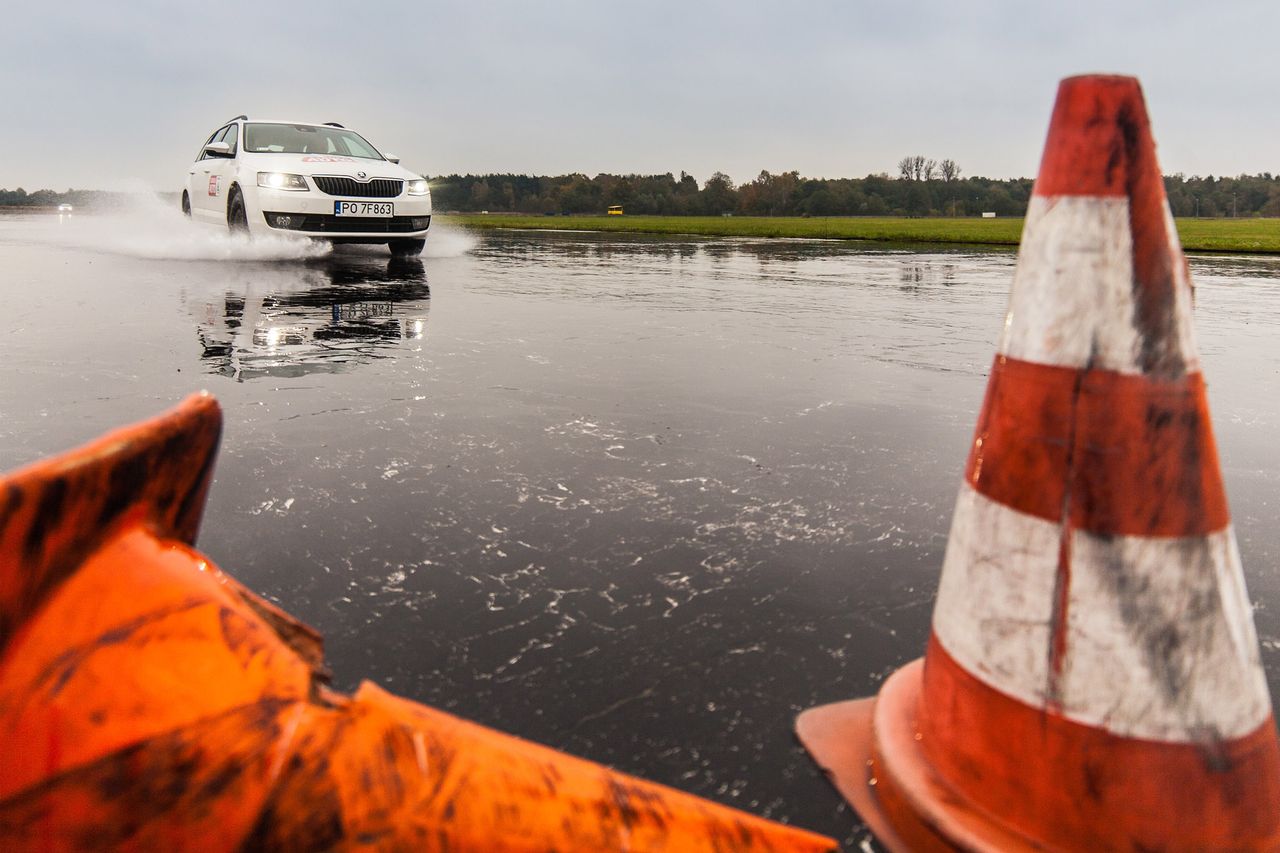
934;483;1058;691
1000;196;1199;374
933;483;1271;741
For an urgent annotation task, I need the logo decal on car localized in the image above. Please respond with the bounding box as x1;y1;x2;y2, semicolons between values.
301;156;357;163
208;176;220;197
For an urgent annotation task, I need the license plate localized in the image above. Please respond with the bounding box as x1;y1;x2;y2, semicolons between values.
334;201;393;217
335;302;393;321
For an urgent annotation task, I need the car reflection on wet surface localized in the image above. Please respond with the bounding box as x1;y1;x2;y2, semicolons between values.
2;214;1280;849
191;256;431;380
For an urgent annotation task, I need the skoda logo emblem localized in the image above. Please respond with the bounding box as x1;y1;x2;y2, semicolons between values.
357;171;367;180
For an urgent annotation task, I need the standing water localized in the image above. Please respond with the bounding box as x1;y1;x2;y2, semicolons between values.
2;208;1279;847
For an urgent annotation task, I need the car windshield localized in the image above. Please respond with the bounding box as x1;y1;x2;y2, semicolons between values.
243;123;385;160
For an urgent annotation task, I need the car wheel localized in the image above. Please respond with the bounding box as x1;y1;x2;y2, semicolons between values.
181;191;191;217
389;238;425;257
227;188;249;234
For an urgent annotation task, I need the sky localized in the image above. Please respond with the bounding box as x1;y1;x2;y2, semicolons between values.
3;1;1279;191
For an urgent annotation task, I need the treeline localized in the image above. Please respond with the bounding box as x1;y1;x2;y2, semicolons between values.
428;171;1280;218
5;171;1280;218
428;171;1033;217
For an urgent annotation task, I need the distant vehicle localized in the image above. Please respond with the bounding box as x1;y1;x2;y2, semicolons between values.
607;205;624;215
182;117;432;256
56;204;73;213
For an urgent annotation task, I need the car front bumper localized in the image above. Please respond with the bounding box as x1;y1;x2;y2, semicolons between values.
254;188;432;241
263;211;431;240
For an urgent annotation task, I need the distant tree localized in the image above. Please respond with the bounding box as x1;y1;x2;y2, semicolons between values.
898;157;914;180
560;174;599;213
940;159;961;182
738;170;800;215
905;181;934;216
985;185;1018;216
1263;186;1280;217
922;159;938;181
863;173;891;197
801;188;840;216
864;194;890;215
702;171;736;214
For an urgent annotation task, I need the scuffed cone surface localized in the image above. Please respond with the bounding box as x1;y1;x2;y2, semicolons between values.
921;73;1280;850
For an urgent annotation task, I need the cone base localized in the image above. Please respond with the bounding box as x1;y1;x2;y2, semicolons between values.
795;695;918;852
796;659;1038;853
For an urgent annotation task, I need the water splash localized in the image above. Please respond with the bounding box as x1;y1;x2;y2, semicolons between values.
31;192;331;261
325;222;478;260
19;191;475;261
423;223;478;258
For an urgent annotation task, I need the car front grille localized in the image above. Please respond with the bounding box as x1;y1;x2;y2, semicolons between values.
312;176;404;198
272;214;429;234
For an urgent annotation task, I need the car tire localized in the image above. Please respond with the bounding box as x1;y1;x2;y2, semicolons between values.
389;238;425;257
181;191;191;217
227;188;249;234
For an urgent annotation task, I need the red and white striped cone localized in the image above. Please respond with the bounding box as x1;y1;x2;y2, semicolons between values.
797;74;1280;851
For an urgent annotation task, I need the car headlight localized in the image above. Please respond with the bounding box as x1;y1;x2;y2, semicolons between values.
257;172;309;191
406;179;430;196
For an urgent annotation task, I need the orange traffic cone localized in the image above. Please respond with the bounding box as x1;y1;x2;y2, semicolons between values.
797;74;1280;851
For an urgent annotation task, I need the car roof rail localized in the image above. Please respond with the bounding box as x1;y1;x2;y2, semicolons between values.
324;122;345;128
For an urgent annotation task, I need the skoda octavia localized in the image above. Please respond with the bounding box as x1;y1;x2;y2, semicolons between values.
183;117;432;255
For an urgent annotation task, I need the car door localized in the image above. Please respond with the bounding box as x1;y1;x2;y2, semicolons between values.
205;123;240;224
188;126;222;221
189;125;232;222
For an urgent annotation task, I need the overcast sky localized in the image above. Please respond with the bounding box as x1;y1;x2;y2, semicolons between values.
4;1;1278;190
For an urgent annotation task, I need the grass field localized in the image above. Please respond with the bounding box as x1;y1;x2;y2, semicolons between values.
440;214;1280;254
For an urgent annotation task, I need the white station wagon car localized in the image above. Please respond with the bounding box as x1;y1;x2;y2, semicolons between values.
183;117;432;255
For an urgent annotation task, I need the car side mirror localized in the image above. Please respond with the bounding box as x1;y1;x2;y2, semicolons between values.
203;141;232;158
384;153;401;164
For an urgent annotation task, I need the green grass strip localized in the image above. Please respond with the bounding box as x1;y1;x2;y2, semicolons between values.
439;214;1280;254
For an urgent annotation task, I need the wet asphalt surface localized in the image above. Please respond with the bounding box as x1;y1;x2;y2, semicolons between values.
3;208;1280;848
